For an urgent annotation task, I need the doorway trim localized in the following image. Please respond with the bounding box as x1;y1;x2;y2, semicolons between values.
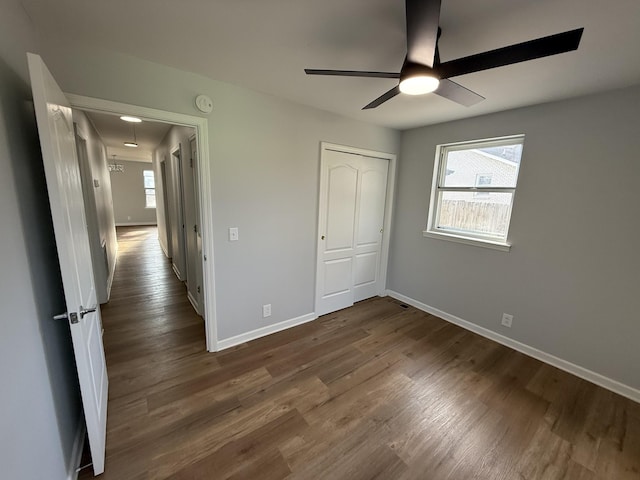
314;142;397;316
170;143;187;282
67;93;219;352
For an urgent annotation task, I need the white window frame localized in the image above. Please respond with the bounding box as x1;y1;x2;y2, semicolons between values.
424;134;524;252
143;169;156;209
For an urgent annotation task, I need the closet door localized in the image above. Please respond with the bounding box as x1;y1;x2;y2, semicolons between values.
353;156;388;302
315;149;389;316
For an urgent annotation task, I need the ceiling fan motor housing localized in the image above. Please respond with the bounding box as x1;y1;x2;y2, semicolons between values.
400;61;440;83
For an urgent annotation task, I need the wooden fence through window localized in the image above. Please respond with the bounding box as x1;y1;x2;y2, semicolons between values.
439;200;510;235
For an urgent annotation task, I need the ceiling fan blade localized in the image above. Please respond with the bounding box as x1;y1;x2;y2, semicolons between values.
406;0;442;67
434;79;485;107
363;86;401;110
305;69;400;79
437;28;584;79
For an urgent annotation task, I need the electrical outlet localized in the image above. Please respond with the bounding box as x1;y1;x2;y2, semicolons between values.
501;313;513;328
262;304;271;318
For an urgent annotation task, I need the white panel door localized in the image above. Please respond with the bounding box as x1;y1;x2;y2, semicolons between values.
316;149;389;316
28;53;108;476
316;150;359;316
353;156;389;302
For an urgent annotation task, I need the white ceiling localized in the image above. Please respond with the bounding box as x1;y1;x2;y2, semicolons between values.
23;0;640;129
84;111;171;163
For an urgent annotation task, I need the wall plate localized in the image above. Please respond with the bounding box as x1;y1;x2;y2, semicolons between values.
195;94;213;114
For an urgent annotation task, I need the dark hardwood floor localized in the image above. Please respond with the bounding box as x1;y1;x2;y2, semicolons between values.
81;226;640;479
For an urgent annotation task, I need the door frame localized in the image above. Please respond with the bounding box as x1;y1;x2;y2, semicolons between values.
159;157;172;258
314;142;397;315
67;94;219;352
170;143;187;281
187;133;204;315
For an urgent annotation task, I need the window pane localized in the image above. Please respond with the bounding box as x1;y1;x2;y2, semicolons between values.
145;188;155;196
441;144;522;188
436;191;513;238
146;194;156;208
143;170;155;188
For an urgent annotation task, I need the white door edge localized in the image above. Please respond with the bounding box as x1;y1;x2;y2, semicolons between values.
315;142;397;316
66;94;219;352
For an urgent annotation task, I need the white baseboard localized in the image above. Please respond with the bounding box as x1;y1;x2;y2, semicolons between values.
172;263;183;281
385;290;640;404
187;290;201;316
159;239;169;258
67;417;86;480
105;243;117;303
217;312;317;351
115;222;157;227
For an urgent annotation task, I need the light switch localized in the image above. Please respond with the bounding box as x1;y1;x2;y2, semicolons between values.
229;227;239;242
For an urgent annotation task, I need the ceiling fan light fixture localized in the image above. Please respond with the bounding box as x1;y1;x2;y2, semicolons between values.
399;75;440;95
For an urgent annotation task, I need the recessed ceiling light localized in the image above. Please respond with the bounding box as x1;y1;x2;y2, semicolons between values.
124;142;138;148
120;116;142;123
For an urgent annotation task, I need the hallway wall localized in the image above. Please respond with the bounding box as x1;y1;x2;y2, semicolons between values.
110;159;158;226
74;109;118;303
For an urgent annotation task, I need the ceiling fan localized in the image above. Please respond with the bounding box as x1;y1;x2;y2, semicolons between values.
305;0;584;110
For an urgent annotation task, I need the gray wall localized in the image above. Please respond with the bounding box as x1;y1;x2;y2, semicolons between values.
389;85;640;390
40;40;401;341
74;110;118;303
110;160;158;225
0;1;82;478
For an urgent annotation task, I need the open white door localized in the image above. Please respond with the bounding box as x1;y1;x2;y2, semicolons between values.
28;53;108;476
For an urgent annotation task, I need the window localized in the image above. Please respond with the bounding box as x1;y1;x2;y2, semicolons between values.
425;135;524;250
143;170;156;208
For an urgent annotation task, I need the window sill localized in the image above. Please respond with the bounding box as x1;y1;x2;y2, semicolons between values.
422;230;511;252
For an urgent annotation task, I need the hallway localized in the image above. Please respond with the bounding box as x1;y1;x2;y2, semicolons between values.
80;226;207;479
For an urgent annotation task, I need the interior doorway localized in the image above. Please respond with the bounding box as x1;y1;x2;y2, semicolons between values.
67;94;218;351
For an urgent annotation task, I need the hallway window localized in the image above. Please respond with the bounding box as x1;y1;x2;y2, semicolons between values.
143;170;156;208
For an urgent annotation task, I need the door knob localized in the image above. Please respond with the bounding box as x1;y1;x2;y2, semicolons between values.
321;235;325;240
